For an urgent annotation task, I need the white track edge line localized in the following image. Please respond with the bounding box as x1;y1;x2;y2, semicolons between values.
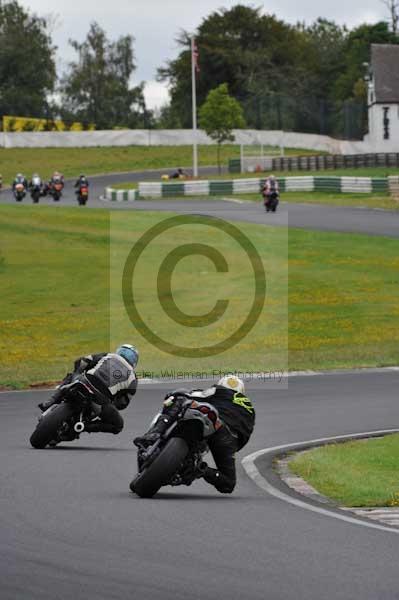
242;430;399;535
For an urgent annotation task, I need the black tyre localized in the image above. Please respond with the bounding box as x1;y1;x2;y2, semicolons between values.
30;403;74;449
130;437;189;498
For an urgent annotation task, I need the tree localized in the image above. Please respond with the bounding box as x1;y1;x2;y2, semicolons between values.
158;5;304;127
0;1;56;118
334;21;398;101
199;83;245;173
300;19;347;99
60;22;150;129
381;0;399;34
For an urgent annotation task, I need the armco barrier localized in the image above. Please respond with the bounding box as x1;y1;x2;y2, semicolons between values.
133;176;389;198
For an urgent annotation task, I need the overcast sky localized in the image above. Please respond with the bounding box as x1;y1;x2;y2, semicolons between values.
20;0;389;109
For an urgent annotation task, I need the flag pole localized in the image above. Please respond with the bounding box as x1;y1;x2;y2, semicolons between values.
191;36;198;178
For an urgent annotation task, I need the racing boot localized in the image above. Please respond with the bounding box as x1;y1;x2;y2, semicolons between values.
133;414;173;448
38;387;64;412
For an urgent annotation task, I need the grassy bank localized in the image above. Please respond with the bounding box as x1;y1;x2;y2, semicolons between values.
0;206;287;386
0;145;320;185
1;206;399;387
289;434;399;507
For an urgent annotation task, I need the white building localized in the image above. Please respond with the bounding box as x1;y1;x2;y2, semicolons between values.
364;44;399;152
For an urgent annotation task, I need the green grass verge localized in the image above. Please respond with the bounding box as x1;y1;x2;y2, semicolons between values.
110;182;138;190
235;191;398;210
1;206;399;388
0;206;287;387
0;145;322;186
289;434;399;507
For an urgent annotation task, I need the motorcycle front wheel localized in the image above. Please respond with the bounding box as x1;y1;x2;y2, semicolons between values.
30;403;74;449
130;437;189;498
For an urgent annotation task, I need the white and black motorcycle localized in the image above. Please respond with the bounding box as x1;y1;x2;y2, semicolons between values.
130;398;221;498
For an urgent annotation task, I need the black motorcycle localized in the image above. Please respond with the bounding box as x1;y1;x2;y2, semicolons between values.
30;186;42;204
30;377;107;449
130;397;221;498
263;190;279;213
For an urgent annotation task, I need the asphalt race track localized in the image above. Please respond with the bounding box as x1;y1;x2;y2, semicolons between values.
2;169;399;598
1;372;399;600
1;169;399;237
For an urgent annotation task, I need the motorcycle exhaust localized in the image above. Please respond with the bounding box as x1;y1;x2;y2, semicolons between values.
74;422;85;433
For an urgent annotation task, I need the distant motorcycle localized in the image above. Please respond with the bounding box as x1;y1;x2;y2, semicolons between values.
130;396;222;498
76;185;89;206
49;181;64;202
263;190;279;213
30;185;42;204
30;377;108;449
14;183;26;202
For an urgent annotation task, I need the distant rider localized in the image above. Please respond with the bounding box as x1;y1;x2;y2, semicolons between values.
262;174;279;201
171;167;186;179
52;171;65;185
38;344;139;439
74;174;89;190
29;173;43;192
134;375;255;494
12;173;28;191
46;171;65;193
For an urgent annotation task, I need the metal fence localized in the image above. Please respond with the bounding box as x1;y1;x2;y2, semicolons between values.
229;153;399;173
241;94;367;141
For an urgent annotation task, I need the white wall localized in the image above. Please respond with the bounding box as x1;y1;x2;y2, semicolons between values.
0;129;343;153
363;103;399;151
1;125;399;154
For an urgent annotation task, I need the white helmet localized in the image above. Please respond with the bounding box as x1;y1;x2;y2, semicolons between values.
218;374;245;395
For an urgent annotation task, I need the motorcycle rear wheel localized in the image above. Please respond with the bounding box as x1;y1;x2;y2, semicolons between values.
30;403;74;449
130;437;189;498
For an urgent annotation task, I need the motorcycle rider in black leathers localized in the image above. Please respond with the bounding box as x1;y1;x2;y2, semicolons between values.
38;344;139;439
134;375;255;494
262;174;279;205
74;174;89;189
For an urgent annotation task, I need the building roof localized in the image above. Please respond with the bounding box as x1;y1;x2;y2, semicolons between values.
371;44;399;103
